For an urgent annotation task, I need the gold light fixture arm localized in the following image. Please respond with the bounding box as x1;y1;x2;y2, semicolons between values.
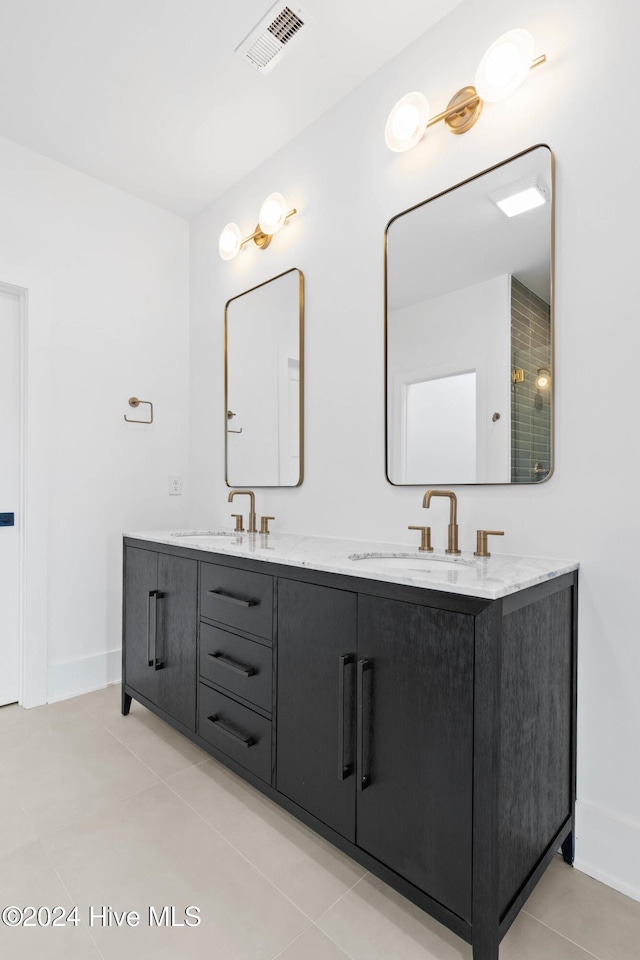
241;209;298;250
426;55;547;133
427;92;482;129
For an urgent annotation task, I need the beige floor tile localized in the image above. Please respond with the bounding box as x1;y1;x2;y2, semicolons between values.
316;874;471;960
0;701;24;733
74;683;123;725
524;856;640;960
274;924;353;959
0;709;159;837
0;698;88;741
77;685;208;779
104;703;208;780
42;781;310;960
0;775;37;859
501;912;599;960
0;841;101;959
169;758;366;919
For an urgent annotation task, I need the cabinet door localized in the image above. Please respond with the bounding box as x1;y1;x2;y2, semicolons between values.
155;552;198;731
124;547;198;732
357;596;474;922
277;579;357;841
123;546;159;705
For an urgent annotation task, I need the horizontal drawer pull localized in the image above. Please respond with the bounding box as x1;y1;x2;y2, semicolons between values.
206;714;255;748
208;651;256;678
207;589;257;608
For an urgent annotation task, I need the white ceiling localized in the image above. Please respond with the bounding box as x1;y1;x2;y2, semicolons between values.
387;147;552;311
0;0;462;217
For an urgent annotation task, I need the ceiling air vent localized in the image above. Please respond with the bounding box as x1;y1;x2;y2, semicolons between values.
236;4;311;75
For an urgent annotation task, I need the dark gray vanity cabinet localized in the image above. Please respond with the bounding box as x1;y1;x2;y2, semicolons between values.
122;546;198;730
122;538;578;960
196;560;274;782
276;579;358;842
356;595;474;922
276;584;474;921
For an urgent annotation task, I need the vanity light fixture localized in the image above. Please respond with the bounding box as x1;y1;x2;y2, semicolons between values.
490;175;550;217
384;28;546;152
535;367;551;389
385;92;430;152
218;194;298;260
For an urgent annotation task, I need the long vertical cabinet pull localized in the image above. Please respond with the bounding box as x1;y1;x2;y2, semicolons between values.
357;659;373;791
338;654;354;780
147;590;164;670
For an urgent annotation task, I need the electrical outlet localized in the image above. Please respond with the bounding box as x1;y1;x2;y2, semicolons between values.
168;475;182;496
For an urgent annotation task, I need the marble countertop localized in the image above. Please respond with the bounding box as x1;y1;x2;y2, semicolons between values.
124;529;578;601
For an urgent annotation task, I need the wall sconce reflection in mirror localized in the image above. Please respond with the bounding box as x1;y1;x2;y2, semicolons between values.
385;29;546;153
124;397;154;424
219;192;298;261
536;367;551;389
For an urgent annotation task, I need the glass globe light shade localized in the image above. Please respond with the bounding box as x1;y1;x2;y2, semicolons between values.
475;29;535;102
536;368;551;389
384;92;430;152
259;193;287;235
219;223;241;261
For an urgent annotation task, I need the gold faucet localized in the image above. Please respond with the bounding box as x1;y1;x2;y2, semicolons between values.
228;489;257;534
422;489;461;555
474;530;504;558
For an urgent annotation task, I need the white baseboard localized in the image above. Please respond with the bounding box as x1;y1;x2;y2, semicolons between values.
575;799;640;903
47;649;121;703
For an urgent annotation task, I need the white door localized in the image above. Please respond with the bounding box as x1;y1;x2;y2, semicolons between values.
404;372;477;484
0;288;21;706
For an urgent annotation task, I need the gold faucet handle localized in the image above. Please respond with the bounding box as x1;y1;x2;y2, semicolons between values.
474;530;504;558
260;516;275;535
231;513;244;533
408;525;433;553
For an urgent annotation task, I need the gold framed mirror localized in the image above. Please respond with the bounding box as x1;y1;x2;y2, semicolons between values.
385;144;554;485
225;268;304;487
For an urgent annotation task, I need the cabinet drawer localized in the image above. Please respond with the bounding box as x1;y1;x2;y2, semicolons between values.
199;622;272;712
198;684;271;782
200;563;273;640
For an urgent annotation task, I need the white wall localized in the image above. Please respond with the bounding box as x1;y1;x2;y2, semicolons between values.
0;135;190;701
388;275;511;482
188;0;640;899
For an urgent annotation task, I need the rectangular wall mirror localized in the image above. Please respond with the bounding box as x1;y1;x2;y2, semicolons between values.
386;144;553;485
225;268;304;487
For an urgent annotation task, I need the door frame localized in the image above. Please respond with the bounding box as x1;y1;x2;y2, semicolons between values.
0;266;50;707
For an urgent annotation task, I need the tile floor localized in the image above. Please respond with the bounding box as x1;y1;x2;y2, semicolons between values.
0;685;638;960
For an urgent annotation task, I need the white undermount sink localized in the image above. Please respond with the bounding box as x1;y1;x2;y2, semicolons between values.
348;552;476;574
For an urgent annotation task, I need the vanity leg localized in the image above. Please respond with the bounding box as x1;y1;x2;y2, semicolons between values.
472;932;499;960
122;690;132;716
561;831;575;866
